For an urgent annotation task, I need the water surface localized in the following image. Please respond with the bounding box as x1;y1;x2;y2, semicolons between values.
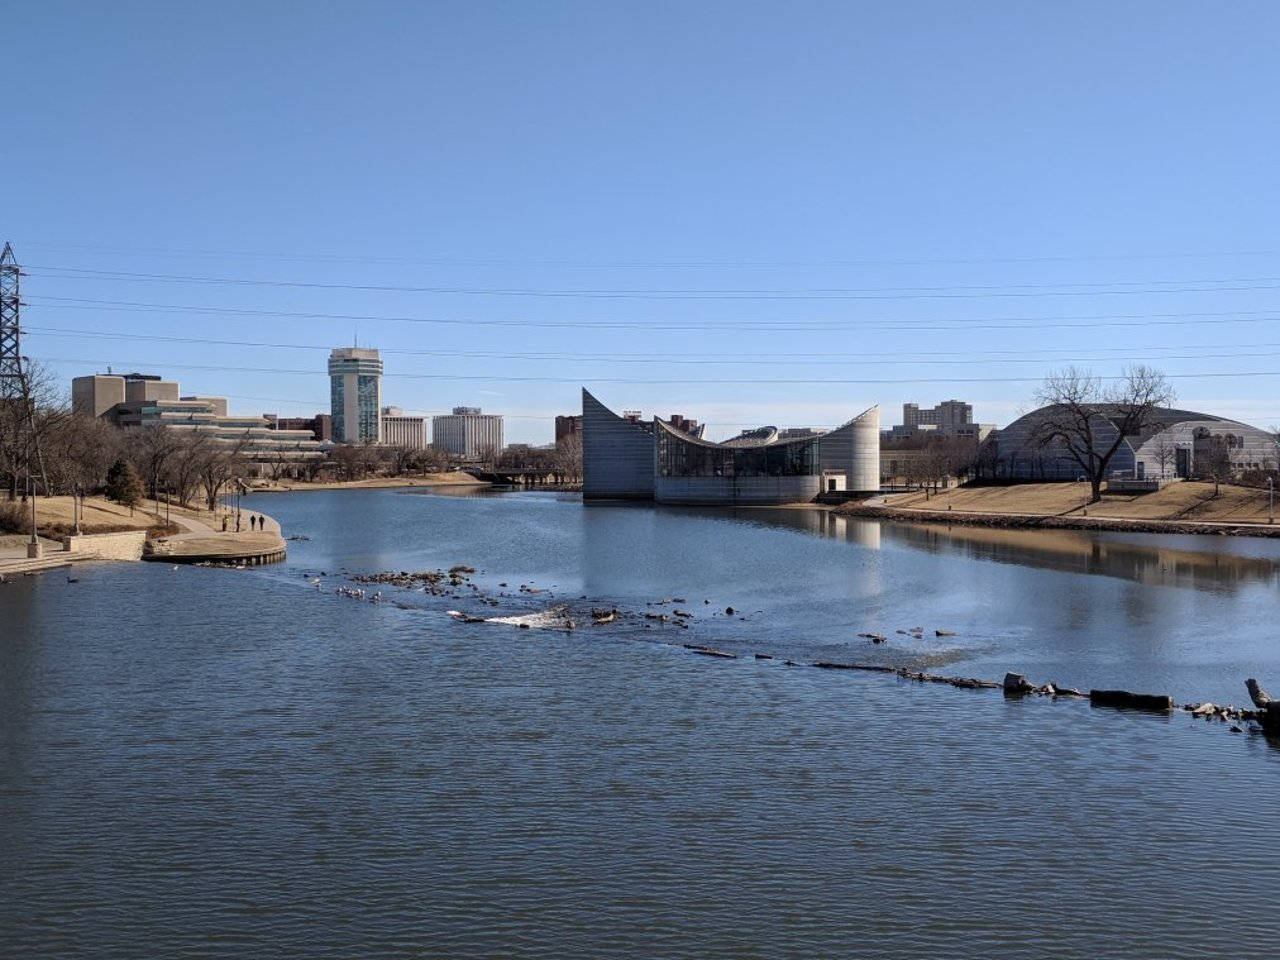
2;488;1278;958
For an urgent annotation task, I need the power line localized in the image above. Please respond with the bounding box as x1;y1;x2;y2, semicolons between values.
26;295;1280;333
18;240;1279;268
36;355;1280;386
26;324;1280;367
27;263;1280;300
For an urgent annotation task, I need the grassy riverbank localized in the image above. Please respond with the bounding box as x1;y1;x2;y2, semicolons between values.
840;481;1280;536
1;495;214;537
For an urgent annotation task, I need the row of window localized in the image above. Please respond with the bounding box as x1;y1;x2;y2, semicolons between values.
657;430;819;477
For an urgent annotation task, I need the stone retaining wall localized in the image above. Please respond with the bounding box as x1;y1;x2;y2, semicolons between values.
61;530;148;561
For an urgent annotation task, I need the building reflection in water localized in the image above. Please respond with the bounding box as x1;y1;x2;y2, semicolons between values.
657;503;1280;595
879;521;1280;593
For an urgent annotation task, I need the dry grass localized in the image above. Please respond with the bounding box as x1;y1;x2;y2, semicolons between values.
24;496;219;536
884;481;1277;524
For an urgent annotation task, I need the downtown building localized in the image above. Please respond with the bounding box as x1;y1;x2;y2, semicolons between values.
582;389;880;505
328;347;383;444
431;407;504;460
887;399;995;442
72;372;324;476
380;406;427;448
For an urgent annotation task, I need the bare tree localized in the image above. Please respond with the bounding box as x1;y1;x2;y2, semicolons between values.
386;444;421;476
199;435;250;511
44;413;122;495
126;423;182;503
973;435;1000;480
1032;366;1174;502
165;432;215;506
0;359;67;499
552;433;583;483
418;445;450;475
1196;434;1234;496
1151;434;1179;480
355;442;385;477
328;444;363;481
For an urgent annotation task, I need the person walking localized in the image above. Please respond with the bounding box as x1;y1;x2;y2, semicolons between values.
221;515;228;532
250;515;257;531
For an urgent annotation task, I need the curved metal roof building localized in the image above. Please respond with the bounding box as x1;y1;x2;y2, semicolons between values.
995;404;1276;480
582;389;879;505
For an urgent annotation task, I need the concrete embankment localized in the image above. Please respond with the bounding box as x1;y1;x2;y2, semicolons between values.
0;530;148;576
144;512;287;565
838;503;1280;538
1;497;288;574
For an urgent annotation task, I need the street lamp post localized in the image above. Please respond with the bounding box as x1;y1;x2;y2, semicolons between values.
27;475;41;558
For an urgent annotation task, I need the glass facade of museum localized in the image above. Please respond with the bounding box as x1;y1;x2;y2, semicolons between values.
657;425;819;478
583;389;880;505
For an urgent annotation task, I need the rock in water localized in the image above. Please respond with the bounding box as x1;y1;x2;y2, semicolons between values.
1003;673;1034;695
1089;689;1175;712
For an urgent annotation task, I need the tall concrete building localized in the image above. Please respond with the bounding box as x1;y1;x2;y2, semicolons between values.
328;347;383;444
431;406;503;460
72;374;127;418
890;399;994;441
381;406;427;448
903;399;972;432
72;371;184;419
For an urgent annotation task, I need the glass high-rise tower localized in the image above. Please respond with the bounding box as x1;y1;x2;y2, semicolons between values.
328;347;383;444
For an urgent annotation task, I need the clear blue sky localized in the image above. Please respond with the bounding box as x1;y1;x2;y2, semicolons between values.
8;1;1280;442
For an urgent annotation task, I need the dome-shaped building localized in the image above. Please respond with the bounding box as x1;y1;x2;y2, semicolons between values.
995;404;1276;481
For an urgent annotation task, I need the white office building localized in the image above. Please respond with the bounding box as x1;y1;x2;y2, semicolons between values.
381;406;427;448
431;406;504;460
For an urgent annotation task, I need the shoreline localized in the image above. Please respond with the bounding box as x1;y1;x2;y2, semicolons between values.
0;495;289;575
838;502;1280;538
246;473;491;494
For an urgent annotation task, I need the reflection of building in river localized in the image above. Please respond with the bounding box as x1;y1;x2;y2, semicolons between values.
583;389;880;505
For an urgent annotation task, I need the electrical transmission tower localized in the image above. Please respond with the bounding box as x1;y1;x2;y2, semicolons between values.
0;241;22;400
0;242;47;518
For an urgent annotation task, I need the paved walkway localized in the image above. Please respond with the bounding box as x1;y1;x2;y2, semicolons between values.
0;536;75;577
0;506;286;575
145;508;285;563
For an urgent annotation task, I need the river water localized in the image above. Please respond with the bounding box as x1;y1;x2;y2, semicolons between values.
2;487;1278;958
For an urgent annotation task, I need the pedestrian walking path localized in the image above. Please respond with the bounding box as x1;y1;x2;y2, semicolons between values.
144;508;286;564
